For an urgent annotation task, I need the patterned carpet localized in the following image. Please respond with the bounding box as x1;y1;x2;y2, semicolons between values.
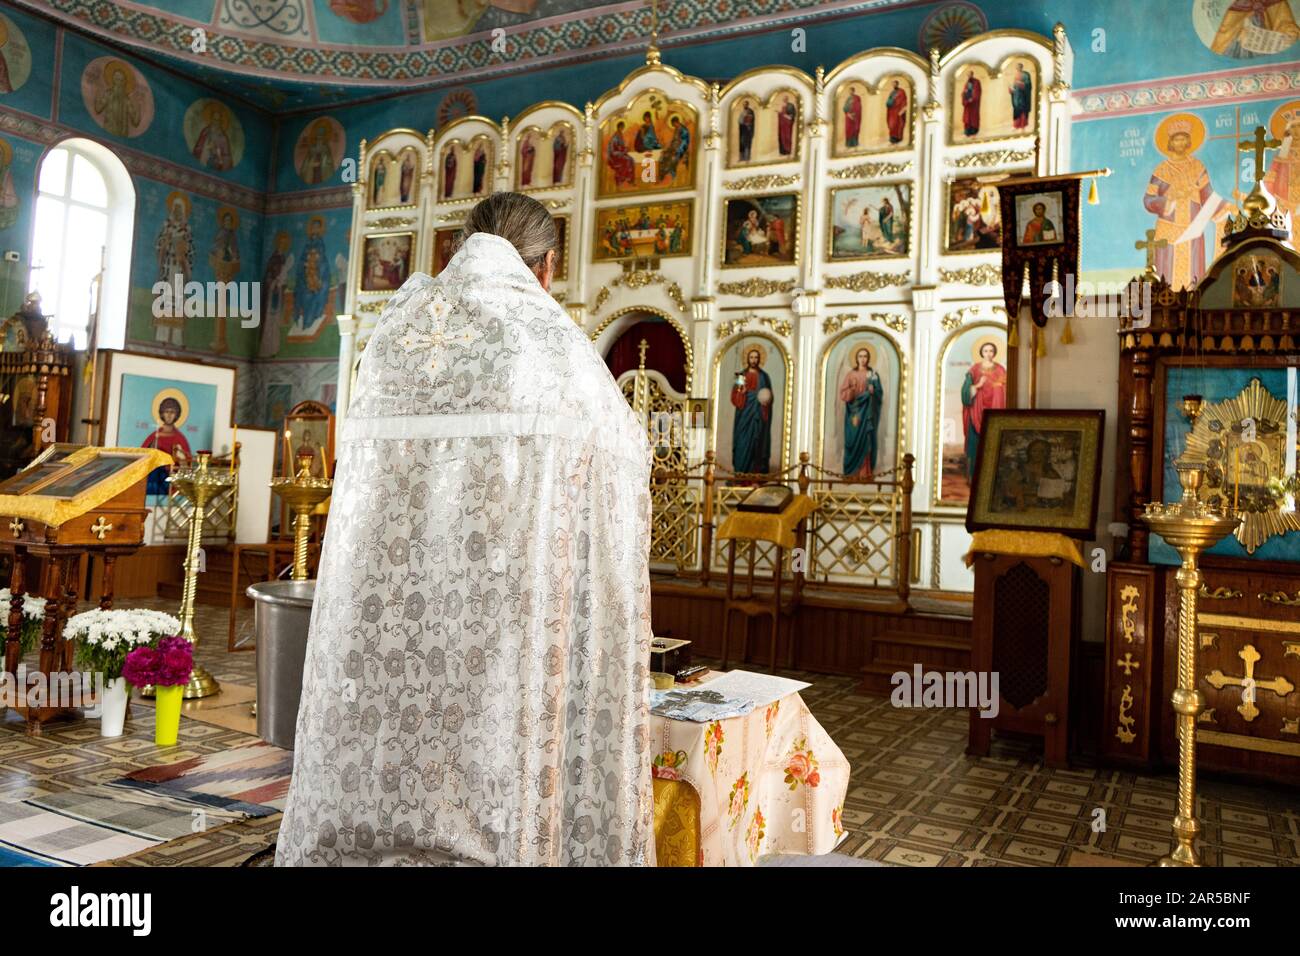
0;597;1295;867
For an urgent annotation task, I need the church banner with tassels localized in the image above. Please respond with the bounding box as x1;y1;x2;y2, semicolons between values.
997;175;1082;344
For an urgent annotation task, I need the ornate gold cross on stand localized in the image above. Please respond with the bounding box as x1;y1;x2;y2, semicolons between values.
1238;125;1282;214
1135;229;1169;280
1206;644;1295;721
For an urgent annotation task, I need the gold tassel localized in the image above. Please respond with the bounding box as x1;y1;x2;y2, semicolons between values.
1007;313;1020;347
1087;177;1099;205
980;188;991;216
1035;325;1047;357
1060;316;1074;345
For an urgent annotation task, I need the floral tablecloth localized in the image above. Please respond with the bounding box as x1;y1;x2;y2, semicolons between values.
649;691;849;866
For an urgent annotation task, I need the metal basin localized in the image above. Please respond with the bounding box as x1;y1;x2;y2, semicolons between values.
247;579;316;750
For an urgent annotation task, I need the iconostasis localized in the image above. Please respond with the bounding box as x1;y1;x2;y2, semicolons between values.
339;27;1072;594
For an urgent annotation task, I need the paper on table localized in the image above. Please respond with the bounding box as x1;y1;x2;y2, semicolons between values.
701;670;810;709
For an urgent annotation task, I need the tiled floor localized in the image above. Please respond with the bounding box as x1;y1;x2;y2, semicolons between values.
1;597;1296;866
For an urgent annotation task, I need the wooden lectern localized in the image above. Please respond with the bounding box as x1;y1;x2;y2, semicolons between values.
0;445;171;734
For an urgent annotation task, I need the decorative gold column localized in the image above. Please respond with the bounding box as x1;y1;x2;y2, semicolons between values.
168;451;233;699
1140;454;1239;866
270;452;332;581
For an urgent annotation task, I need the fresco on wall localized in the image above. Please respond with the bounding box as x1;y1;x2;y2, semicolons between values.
728;91;800;167
153;191;193;347
185;98;244;171
295;117;345;185
207;206;241;353
1076;98;1300;287
1193;0;1300;58
832;76;912;156
0;12;33;94
259;230;294;359
598;92;697;197
288;215;346;343
0;138;18;230
81;57;154;138
949;57;1036;144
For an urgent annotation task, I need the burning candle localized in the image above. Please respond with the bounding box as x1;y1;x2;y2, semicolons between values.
284;427;293;476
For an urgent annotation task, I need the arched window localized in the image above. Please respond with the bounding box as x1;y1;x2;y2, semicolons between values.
28;138;134;349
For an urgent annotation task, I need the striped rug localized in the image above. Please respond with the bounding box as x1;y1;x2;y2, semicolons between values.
112;741;292;814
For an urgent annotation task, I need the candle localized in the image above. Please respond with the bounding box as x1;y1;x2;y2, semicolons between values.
1234;447;1241;515
284;427;293;477
232;423;238;457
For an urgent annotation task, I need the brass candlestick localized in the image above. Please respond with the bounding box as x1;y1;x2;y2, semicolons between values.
270;452;332;581
167;451;234;700
1140;458;1239;866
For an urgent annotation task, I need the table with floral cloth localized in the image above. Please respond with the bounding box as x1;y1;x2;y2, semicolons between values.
649;689;849;866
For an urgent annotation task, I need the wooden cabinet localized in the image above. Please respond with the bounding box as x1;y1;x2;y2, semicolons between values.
968;552;1080;768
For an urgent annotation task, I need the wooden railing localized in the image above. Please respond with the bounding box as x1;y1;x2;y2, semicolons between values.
650;451;915;607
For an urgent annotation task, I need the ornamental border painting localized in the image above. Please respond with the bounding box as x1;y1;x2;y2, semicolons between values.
727;89;802;168
597;90;698;197
831;74;913;157
816;327;904;484
516;121;574;192
593;200;693;263
721;193;799;269
966;409;1105;539
934;322;1008;508
710;333;791;477
360;231;414;293
827;182;911;261
949;55;1038;146
439;136;494;202
367;145;421;210
945;177;1004;254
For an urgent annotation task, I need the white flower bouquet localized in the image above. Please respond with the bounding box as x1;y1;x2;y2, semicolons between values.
67;608;182;681
0;588;46;657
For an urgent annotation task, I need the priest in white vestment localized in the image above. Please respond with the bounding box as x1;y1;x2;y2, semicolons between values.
277;193;655;866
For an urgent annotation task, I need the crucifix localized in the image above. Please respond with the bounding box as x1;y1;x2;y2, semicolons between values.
1239;125;1282;189
1135;228;1169;278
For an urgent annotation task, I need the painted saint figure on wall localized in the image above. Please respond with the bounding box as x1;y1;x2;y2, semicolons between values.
961;70;982;137
259;231;293;358
154;192;192;347
294;217;330;337
731;346;773;474
839;346;883;479
191;102;234;171
1143;114;1225;289
298;120;339;185
1207;0;1300;57
0;138;17;230
208;207;240;353
961;340;1007;481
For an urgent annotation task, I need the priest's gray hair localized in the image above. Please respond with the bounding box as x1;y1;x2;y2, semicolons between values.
461;192;558;269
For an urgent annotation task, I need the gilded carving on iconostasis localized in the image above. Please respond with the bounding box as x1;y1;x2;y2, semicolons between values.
598;91;697;196
727;90;800;167
440;135;493;201
828;183;911;260
722;193;798;268
949;57;1036;145
516;122;573;191
295;117;345;185
368;145;420;208
832;75;912;156
185;99;244;172
594;200;692;262
81;57;154;138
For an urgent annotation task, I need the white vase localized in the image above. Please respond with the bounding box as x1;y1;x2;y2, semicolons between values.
99;677;130;737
